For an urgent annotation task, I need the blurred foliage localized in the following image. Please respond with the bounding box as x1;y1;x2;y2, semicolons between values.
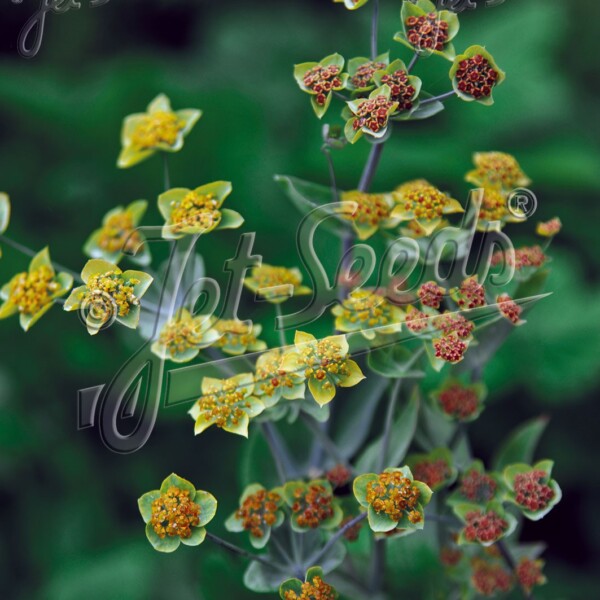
0;0;599;598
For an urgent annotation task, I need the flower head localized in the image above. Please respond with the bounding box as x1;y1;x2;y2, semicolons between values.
394;0;460;60
254;348;306;403
517;558;546;594
151;309;219;363
373;59;422;116
283;479;343;532
450;46;505;106
212;319;267;355
225;483;285;548
466;151;530;190
491;245;546;271
0;247;73;331
326;464;353;489
536;217;562;238
431;380;486;423
406;448;456;491
188;373;265;437
244;264;311;304
404;305;431;333
353;466;433;534
447;461;500;507
338;190;399;240
470;558;513;596
63;259;152;335
503;460;561;520
118;94;201;168
294;54;348;118
332;289;403;339
84;200;150;265
344;85;399;143
474;186;525;231
138;473;217;553
418;281;446;309
279;567;339;600
454;502;516;546
158;181;243;240
496;293;525;326
433;333;468;364
347;53;389;93
279;331;365;406
451;276;486;310
0;192;10;258
433;312;475;339
391;179;464;235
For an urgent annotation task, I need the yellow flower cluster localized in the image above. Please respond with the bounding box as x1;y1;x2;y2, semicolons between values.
366;471;422;523
213;320;261;352
251;265;302;289
255;349;300;398
8;265;59;315
395;180;450;222
84;271;140;318
338;290;395;327
466;151;530;190
283;576;337;600
150;486;200;539
170;191;221;233
196;378;254;429
97;212;141;254
479;187;509;222
341;190;394;237
158;314;206;356
131;111;185;150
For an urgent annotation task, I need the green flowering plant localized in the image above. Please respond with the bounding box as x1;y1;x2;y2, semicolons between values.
150;309;219;363
503;461;562;521
83;199;150;265
293;54;348;119
118;93;201;168
283;479;343;532
346;52;390;93
450;45;506;105
0;3;566;598
394;0;460;60
353;467;433;534
63;259;153;335
225;483;285;549
158;181;244;240
279;567;339;599
453;501;518;547
138;473;217;553
0;247;73;331
188;373;266;437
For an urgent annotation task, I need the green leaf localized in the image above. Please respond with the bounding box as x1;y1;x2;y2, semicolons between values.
367;345;425;379
492;417;549;471
330;375;388;459
0;192;10;234
274;175;351;238
355;389;420;473
243;560;289;593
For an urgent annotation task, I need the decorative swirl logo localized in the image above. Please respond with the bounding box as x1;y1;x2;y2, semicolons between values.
11;0;112;59
79;290;118;333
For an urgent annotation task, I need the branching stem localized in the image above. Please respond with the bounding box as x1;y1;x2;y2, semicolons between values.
206;532;285;572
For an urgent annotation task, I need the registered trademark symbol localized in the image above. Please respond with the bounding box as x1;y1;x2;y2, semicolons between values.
507;188;538;219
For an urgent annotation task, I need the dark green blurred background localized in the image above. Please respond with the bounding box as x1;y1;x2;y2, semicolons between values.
1;0;599;598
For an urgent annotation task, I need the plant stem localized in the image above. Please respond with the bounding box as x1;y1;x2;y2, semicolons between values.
0;234;82;283
420;90;457;106
306;512;367;567
205;532;285;572
322;147;340;204
358;142;385;193
368;539;386;593
261;422;289;484
162;153;171;191
301;413;349;468
370;0;380;59
497;540;535;600
407;52;420;72
274;302;288;348
378;378;402;472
